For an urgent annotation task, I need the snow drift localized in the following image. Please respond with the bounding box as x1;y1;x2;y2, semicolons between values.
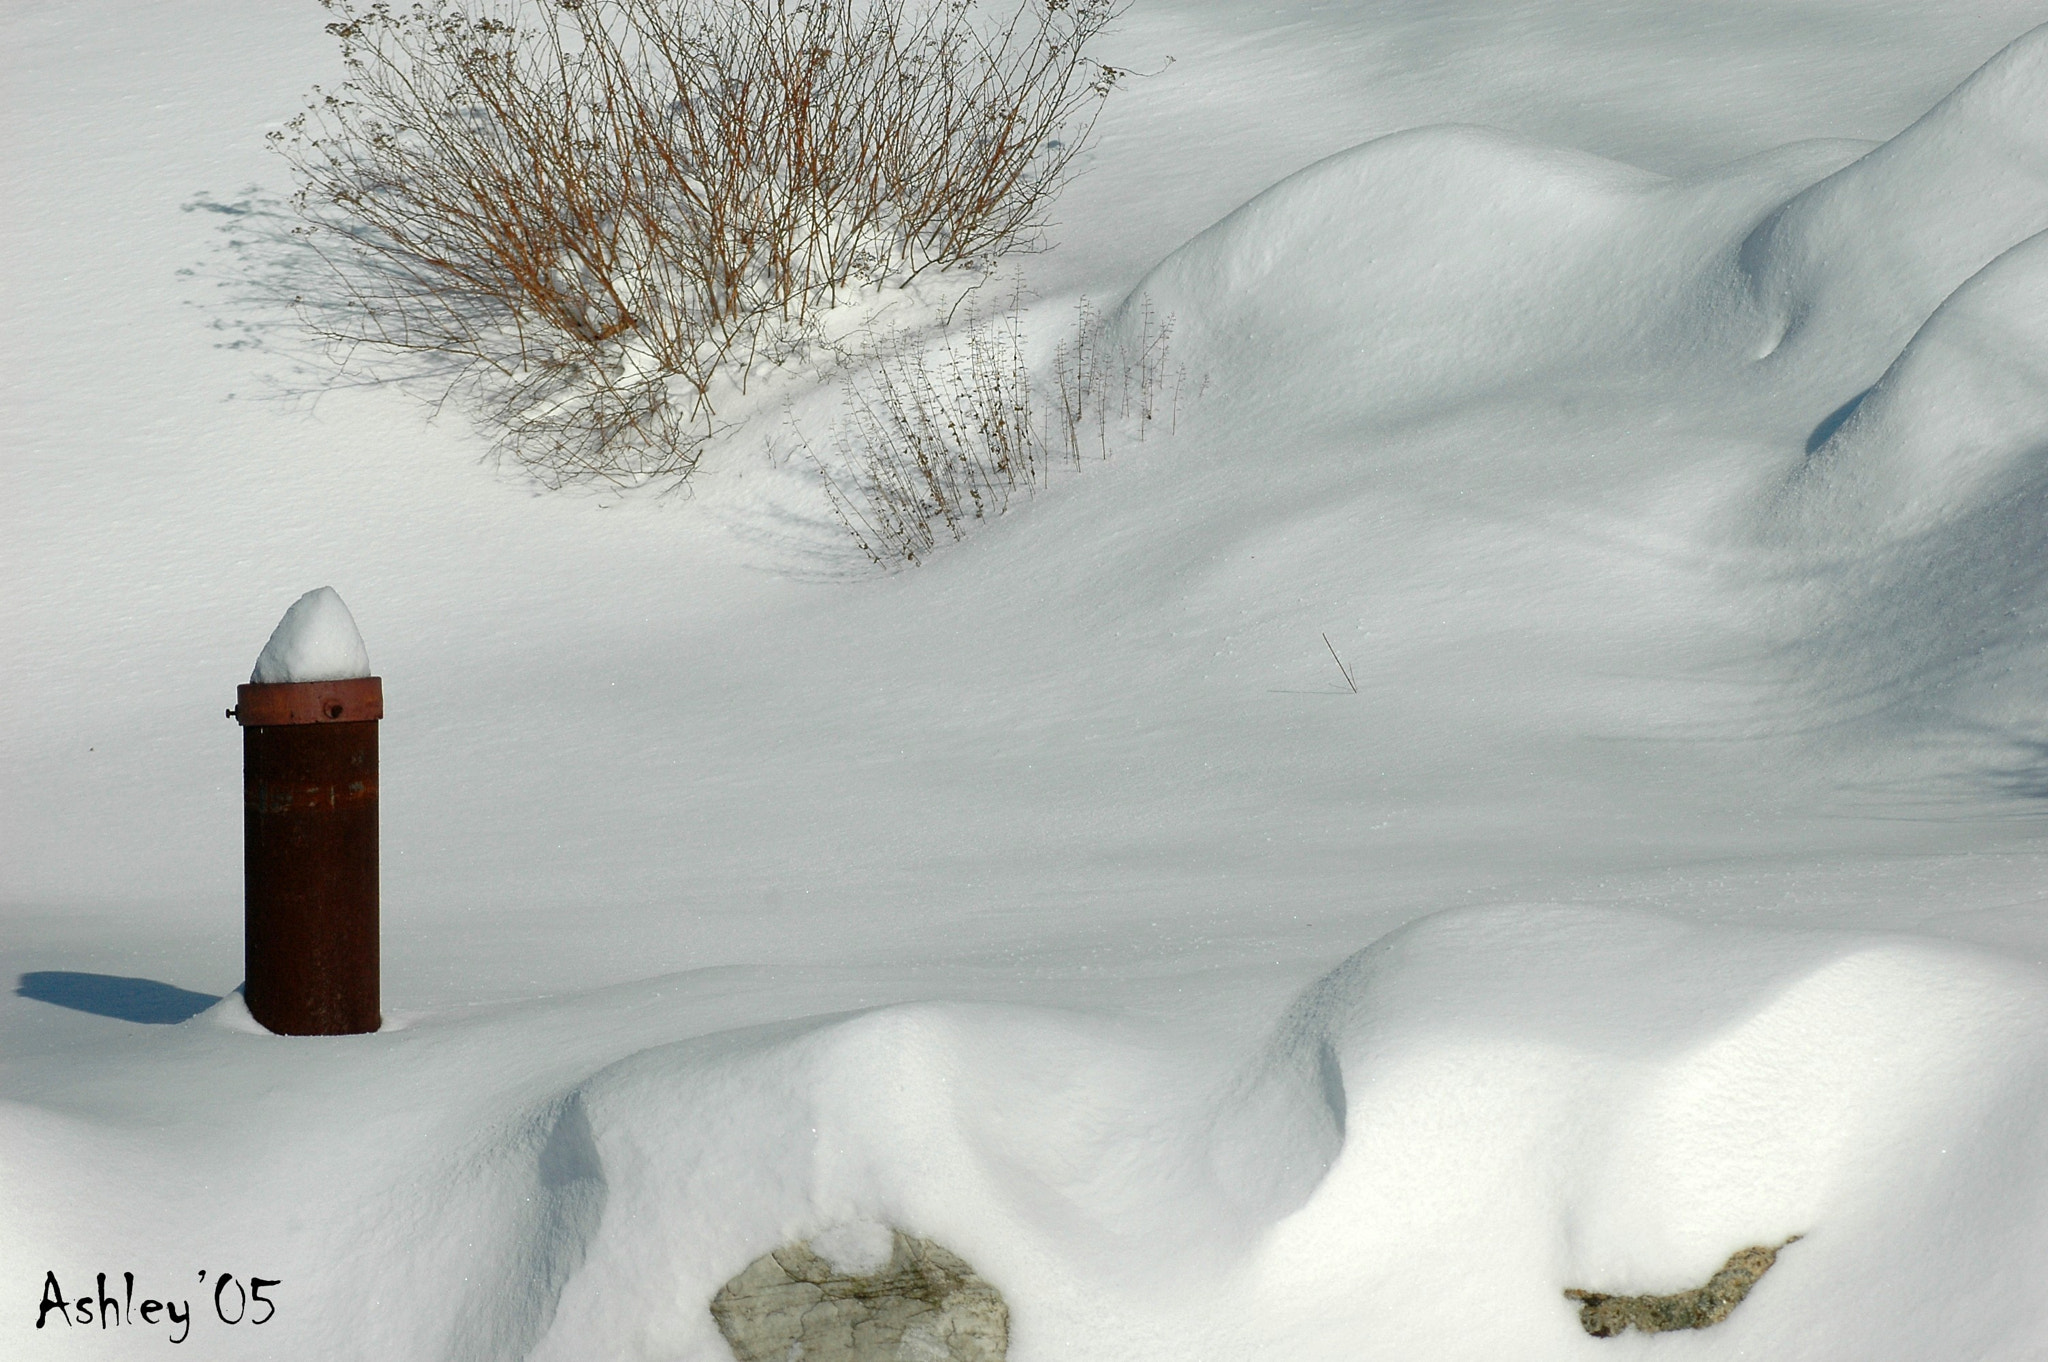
1124;20;2048;434
1741;21;2048;381
1115;20;2048;757
1119;124;1850;427
1742;28;2048;740
481;47;2048;1356
14;7;2048;1362
1783;229;2048;541
389;907;2048;1361
36;912;2031;1360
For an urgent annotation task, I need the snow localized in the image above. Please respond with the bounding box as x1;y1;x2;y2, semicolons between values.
499;909;2048;1359
1740;21;2048;380
1784;228;2048;533
7;1;2048;1359
248;587;371;685
806;1220;898;1276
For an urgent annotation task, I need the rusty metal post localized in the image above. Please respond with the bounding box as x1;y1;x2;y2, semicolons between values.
228;677;383;1035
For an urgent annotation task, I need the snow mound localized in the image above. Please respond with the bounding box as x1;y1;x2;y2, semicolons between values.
1760;230;2048;738
249;586;371;684
1241;908;2048;1359
1740;21;2048;378
415;908;2048;1361
1784;229;2048;539
1119;123;1856;427
1121;22;2048;434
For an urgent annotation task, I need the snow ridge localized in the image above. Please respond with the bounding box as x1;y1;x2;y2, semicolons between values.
399;908;2048;1361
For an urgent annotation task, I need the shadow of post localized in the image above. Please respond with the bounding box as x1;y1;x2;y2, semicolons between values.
15;972;222;1024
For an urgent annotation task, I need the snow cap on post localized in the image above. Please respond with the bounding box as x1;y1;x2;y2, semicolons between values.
251;586;371;685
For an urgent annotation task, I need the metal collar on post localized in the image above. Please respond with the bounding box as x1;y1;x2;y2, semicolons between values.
233;675;384;1036
229;676;384;727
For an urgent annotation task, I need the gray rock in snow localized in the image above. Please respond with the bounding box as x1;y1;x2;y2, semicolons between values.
1565;1235;1801;1337
710;1230;1008;1361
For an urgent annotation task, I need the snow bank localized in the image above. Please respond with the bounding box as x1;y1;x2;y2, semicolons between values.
1760;219;2048;734
15;8;2048;1361
249;586;371;684
1785;229;2048;539
1240;908;2048;1359
386;908;2047;1361
1114;19;2048;750
1741;22;2048;380
1123;20;2048;438
1119;125;1749;423
1116;125;1895;444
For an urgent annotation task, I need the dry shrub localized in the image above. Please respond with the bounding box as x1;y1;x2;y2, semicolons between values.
813;293;1183;564
277;0;1124;485
1048;293;1179;462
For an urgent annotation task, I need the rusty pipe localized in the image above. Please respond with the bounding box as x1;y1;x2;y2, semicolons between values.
229;676;382;1035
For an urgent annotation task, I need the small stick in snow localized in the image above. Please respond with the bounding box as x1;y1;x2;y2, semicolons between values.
1323;633;1358;693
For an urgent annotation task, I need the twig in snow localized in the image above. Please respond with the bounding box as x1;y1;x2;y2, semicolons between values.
1323;633;1358;693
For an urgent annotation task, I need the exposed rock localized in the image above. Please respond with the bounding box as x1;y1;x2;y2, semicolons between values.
1565;1236;1801;1337
710;1230;1008;1361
